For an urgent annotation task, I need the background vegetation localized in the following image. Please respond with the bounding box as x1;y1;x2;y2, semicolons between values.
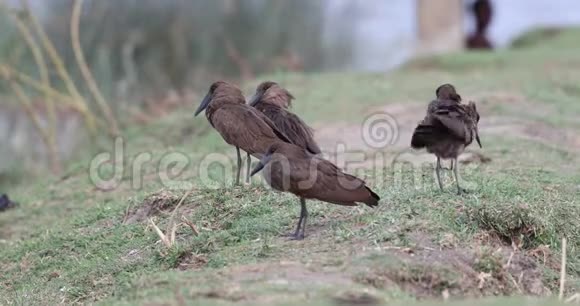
0;0;330;189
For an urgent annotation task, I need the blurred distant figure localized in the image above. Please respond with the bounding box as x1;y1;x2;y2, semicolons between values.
0;194;17;212
466;0;494;49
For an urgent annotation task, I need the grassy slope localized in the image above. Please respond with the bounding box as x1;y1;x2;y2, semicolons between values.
1;30;580;305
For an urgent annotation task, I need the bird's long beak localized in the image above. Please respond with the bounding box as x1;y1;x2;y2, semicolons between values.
475;128;482;148
250;153;272;177
248;91;263;107
194;91;211;116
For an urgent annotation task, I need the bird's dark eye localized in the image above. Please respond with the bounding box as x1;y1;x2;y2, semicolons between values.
210;81;224;92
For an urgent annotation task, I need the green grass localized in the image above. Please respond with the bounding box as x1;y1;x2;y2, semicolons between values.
2;29;580;305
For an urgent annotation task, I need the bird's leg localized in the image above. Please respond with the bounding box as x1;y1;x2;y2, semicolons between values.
299;198;308;239
436;157;444;191
453;158;466;195
235;147;242;186
289;198;307;240
245;152;251;184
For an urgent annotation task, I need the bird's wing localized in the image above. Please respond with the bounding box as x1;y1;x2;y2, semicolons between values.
432;115;467;140
301;158;366;204
210;105;290;154
432;103;469;141
270;155;374;206
284;112;321;154
412;101;469;148
427;99;439;114
253;109;293;144
316;158;366;188
266;108;321;154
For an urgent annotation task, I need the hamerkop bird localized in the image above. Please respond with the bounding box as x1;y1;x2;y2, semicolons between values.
194;81;292;185
249;81;321;155
411;87;482;194
250;142;380;240
425;83;463;171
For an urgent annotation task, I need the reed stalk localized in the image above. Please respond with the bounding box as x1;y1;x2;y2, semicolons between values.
19;0;97;136
0;0;57;144
71;0;119;137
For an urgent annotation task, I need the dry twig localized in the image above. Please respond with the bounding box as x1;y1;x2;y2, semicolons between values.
181;216;200;236
559;237;567;300
148;189;194;249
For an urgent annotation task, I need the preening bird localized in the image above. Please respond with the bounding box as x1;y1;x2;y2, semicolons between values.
249;81;321;155
425;83;463;171
194;81;292;185
411;88;482;194
250;142;380;240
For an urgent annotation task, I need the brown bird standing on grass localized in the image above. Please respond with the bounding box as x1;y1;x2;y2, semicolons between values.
249;81;321;155
426;83;463;171
194;81;293;185
250;142;380;240
411;97;482;194
427;83;462;114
